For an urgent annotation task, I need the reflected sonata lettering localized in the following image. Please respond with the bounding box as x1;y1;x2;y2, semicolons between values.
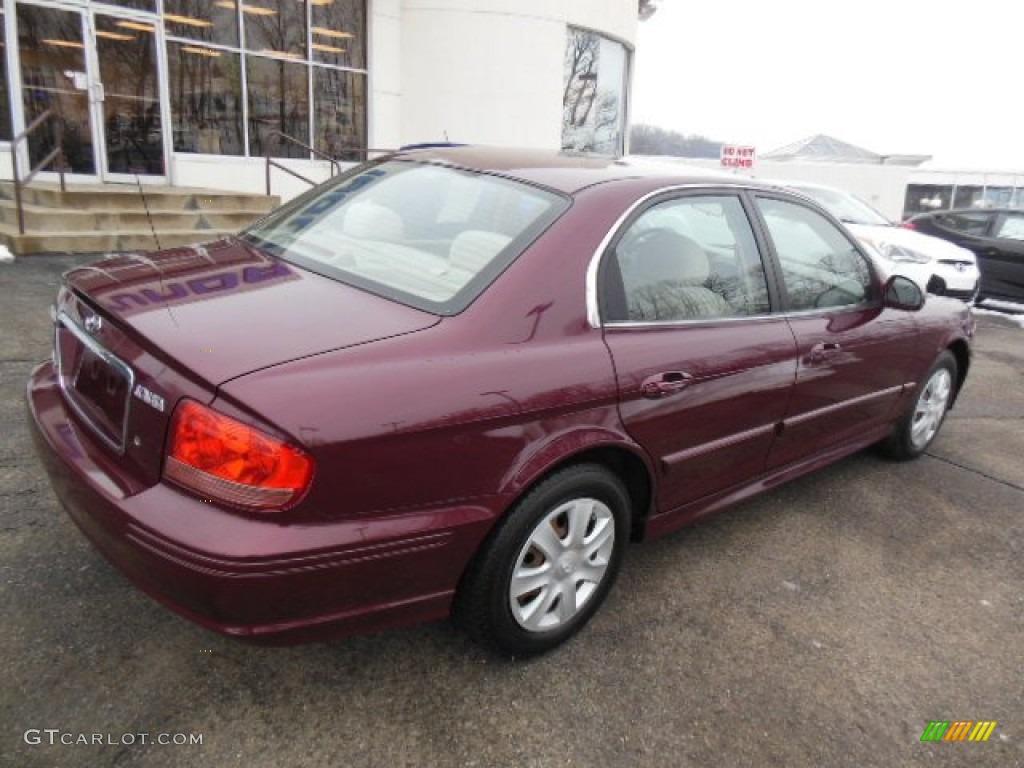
104;261;294;313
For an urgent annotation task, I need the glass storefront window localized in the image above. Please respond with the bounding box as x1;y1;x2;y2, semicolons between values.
903;184;952;218
313;67;365;160
953;185;983;209
165;0;369;161
982;186;1013;207
311;0;365;69
164;0;239;47
9;0;369;167
16;5;96;173
95;14;163;174
246;55;309;157
168;41;244;155
561;27;628;155
243;0;306;59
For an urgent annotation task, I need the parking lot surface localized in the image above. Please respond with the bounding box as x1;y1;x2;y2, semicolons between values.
2;255;1022;768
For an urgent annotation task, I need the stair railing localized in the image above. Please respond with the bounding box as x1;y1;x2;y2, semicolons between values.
263;131;394;195
10;109;66;234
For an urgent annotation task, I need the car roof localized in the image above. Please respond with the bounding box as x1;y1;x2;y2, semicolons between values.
775;180;837;192
387;145;770;195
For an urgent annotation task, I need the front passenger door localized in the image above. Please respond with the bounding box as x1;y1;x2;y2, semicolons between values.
753;195;921;469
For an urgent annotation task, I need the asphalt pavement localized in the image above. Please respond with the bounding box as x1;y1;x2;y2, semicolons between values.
1;255;1022;768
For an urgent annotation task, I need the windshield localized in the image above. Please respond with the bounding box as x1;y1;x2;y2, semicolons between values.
790;186;892;227
245;160;568;315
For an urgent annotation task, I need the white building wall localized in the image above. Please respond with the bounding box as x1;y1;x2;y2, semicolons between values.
369;0;404;151
398;1;636;149
172;154;338;201
676;158;914;222
746;162;913;222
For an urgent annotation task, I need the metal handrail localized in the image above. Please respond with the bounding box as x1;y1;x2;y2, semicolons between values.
264;130;341;195
10;108;66;234
263;130;395;195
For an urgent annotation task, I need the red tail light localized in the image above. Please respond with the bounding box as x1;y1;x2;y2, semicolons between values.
164;400;313;511
900;220;917;230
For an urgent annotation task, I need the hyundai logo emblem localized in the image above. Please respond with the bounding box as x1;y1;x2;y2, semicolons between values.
84;314;103;334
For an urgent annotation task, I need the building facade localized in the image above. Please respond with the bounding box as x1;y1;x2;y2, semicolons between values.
0;0;637;199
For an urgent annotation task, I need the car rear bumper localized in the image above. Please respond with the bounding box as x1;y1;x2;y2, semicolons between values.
27;361;498;644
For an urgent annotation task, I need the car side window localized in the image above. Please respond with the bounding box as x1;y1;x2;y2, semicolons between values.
603;195;770;323
936;212;991;236
756;197;873;312
995;213;1024;241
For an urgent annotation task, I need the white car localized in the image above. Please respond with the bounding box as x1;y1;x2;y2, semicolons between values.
783;182;980;301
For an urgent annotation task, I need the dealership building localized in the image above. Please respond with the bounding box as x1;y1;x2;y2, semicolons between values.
0;0;639;200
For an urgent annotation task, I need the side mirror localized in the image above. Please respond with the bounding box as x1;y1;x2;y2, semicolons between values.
883;275;925;311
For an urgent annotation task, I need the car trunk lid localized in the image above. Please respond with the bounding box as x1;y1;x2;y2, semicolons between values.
55;238;438;485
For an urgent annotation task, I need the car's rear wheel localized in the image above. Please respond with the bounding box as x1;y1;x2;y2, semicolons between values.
456;464;631;656
880;351;957;460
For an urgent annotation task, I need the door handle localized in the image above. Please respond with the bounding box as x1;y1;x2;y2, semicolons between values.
807;342;841;364
641;371;693;399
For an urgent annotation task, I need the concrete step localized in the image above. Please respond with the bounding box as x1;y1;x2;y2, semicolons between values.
0;199;268;234
0;182;279;214
0;225;239;255
0;181;280;255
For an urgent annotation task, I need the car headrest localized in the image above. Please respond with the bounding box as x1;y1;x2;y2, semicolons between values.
629;229;710;286
342;202;404;240
449;230;512;273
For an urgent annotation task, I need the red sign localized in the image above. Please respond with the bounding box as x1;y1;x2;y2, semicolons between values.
720;144;756;168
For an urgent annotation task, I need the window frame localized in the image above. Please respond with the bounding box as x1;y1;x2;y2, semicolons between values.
587;185;890;329
592;187;783;329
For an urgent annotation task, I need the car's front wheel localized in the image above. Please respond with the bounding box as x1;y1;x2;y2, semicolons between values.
880;351;957;460
456;464;631;656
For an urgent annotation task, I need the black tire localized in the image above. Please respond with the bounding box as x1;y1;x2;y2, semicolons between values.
456;464;631;657
880;351;957;461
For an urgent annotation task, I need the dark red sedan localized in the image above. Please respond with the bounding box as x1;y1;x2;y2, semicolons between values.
28;147;974;655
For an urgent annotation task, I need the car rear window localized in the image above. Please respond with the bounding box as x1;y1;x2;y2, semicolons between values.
243;160;569;315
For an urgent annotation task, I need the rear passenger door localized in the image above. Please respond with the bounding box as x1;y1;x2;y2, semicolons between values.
599;192;797;514
751;195;920;469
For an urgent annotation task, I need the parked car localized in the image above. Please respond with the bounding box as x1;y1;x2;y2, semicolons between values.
902;208;1024;304
783;182;980;301
27;148;974;656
